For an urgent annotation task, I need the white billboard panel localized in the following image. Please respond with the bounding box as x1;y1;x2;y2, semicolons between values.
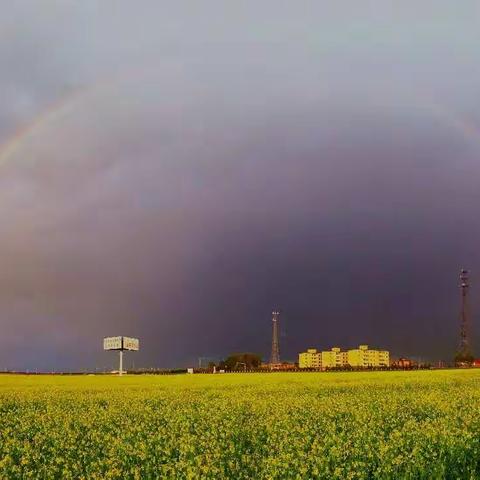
103;336;123;350
123;337;139;351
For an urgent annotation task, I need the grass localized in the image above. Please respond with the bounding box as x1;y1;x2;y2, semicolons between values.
1;370;480;479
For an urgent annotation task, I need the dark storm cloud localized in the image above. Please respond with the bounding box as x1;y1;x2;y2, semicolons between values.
1;1;480;370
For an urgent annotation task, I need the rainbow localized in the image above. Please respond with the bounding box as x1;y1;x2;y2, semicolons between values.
0;83;101;167
0;86;479;169
425;101;480;145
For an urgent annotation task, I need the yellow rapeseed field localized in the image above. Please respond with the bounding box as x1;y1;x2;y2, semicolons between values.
1;370;480;479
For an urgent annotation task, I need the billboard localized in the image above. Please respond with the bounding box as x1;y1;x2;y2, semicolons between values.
104;336;123;350
103;336;139;351
123;337;139;351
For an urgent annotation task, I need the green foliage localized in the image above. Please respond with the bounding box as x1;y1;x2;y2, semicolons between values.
1;370;480;478
223;352;262;370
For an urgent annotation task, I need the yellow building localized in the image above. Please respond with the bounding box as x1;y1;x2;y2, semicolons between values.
298;345;390;370
347;345;389;367
321;347;348;368
298;348;322;369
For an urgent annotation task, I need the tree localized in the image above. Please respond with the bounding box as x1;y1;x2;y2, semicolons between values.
223;353;262;370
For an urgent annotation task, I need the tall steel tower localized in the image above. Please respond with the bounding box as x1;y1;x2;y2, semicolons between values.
456;269;473;365
270;311;281;365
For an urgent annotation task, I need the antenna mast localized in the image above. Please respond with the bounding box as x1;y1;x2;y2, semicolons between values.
456;269;473;365
270;311;281;365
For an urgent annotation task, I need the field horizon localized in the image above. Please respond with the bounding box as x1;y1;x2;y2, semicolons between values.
2;370;480;478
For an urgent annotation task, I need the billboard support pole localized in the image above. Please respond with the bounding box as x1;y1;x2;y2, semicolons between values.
119;350;123;376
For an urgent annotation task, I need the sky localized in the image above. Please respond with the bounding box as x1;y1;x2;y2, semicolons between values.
1;1;480;370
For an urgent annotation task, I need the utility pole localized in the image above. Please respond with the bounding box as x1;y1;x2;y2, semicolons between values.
270;311;281;365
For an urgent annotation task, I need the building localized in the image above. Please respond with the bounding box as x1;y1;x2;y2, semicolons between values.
298;349;322;369
347;345;389;368
321;347;348;368
298;345;390;369
271;362;297;371
391;357;413;368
